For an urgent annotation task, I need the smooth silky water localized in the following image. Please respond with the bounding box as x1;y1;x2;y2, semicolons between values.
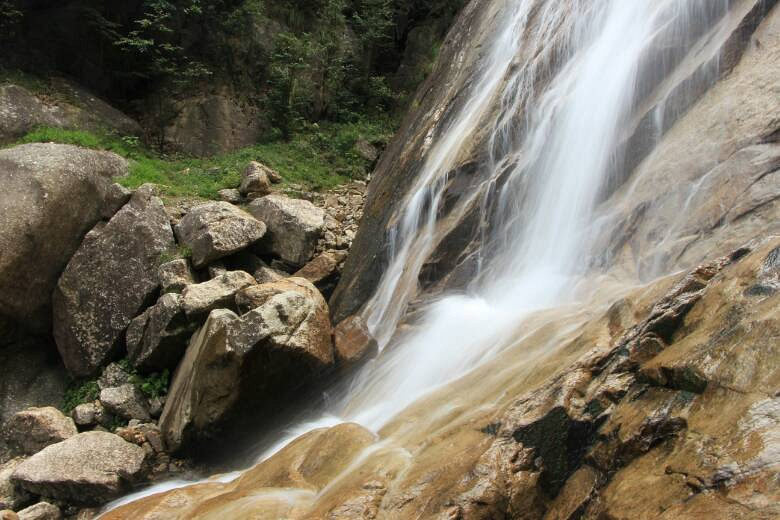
105;0;736;513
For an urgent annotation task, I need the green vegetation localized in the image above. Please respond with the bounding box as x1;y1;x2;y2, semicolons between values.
117;359;170;399
15;118;391;198
63;379;100;413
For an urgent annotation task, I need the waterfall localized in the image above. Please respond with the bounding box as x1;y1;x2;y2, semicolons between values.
106;0;739;511
338;0;729;430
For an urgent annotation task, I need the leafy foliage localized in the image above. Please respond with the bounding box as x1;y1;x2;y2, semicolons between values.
63;380;100;413
117;358;171;399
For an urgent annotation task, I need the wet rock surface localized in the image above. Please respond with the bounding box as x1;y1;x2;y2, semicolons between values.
107;238;780;519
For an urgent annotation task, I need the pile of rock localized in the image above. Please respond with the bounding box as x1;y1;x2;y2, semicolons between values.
0;146;376;514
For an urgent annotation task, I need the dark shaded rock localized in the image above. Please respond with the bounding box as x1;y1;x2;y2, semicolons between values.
97;363;132;391
126;293;197;373
10;432;145;505
0;143;128;331
0;458;30;510
174;202;266;269
157;259;196;295
164;92;266;157
0;338;68;426
160;278;333;452
53;185;175;377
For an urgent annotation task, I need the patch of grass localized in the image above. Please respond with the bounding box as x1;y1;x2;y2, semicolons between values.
14;117;393;199
158;245;192;265
62;379;100;413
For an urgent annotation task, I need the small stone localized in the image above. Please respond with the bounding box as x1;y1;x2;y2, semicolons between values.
99;385;150;421
5;407;78;456
180;271;257;318
16;502;61;520
217;188;242;204
98;363;131;390
0;511;18;520
158;259;195;294
239;162;272;199
71;403;97;428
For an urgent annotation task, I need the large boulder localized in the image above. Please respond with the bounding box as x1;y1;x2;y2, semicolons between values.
180;271;257;318
174;202;266;269
248;195;326;266
10;432;145;505
126;293;198;373
4;408;77;457
160;278;334;452
53;185;175;377
0;143;128;331
0;82;141;144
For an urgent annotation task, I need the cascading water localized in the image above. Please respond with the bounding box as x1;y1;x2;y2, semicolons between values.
107;0;740;513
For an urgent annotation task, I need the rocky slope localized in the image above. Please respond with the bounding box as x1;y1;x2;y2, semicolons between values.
0;139;370;517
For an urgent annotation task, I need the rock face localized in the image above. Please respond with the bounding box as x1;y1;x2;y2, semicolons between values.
0;337;68;426
239;161;272;200
248;195;326;266
0;143;128;331
53;185;175;377
164;92;266;156
174;202;266;269
0;82;141;144
180;271;257;318
126;292;198;373
4;407;77;456
160;278;334;452
10;432;145;505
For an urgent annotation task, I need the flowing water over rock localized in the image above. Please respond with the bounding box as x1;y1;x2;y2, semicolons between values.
105;0;780;517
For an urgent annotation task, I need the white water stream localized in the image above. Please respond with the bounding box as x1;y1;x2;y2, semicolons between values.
107;0;735;512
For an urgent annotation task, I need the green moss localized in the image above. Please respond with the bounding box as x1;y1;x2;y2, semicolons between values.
13;117;393;199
